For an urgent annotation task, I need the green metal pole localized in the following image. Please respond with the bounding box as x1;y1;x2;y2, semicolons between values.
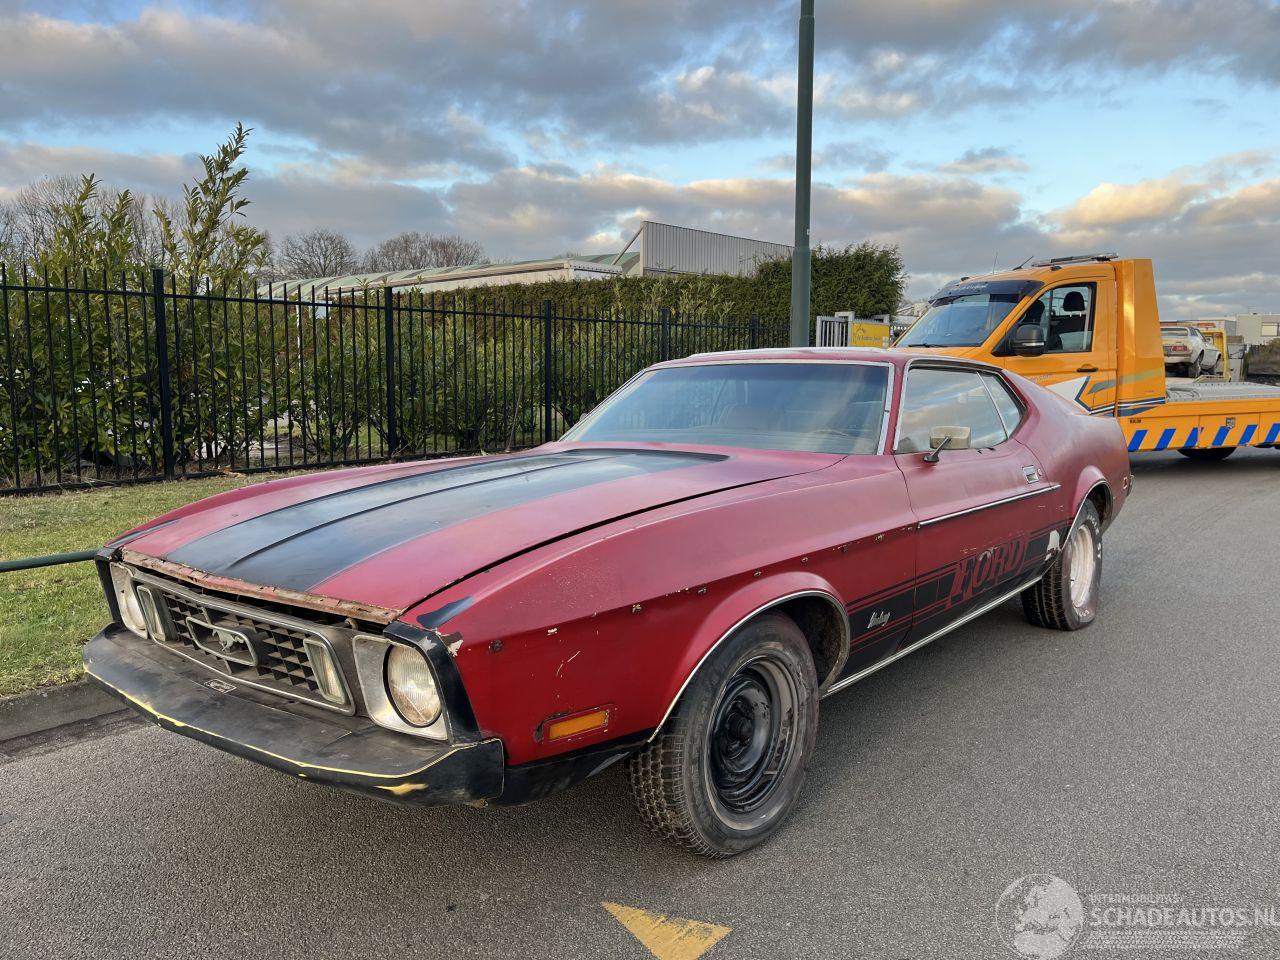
789;0;815;348
0;549;97;573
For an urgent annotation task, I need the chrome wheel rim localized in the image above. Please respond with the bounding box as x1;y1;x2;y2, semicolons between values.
1068;523;1096;610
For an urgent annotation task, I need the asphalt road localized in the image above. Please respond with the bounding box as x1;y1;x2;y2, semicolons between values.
4;449;1280;960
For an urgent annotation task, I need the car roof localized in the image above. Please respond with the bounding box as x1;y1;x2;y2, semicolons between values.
653;346;998;371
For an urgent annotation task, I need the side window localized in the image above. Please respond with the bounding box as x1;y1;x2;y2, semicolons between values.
895;367;1008;453
1010;283;1096;354
981;372;1025;436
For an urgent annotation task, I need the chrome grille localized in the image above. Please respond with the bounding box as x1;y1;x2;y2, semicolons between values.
131;570;353;713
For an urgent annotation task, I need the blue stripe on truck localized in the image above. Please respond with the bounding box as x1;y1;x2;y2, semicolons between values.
1266;423;1280;445
1182;427;1201;450
1240;424;1257;446
1212;426;1232;447
1128;430;1147;452
1154;428;1176;451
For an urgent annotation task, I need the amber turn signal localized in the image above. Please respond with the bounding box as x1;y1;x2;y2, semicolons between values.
544;708;610;742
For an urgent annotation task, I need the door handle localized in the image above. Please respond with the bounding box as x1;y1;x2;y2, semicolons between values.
1077;364;1098;373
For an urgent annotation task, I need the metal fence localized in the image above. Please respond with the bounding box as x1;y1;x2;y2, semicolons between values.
0;265;786;494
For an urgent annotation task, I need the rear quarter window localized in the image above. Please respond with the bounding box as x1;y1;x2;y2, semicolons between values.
981;373;1025;435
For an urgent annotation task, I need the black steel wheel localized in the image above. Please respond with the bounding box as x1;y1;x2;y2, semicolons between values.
627;612;818;857
707;657;799;818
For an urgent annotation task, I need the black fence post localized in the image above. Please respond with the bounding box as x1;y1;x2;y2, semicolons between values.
151;267;175;481
660;307;671;361
383;288;399;456
750;313;761;350
542;299;554;443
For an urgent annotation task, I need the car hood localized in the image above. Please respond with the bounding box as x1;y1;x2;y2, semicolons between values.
119;444;836;615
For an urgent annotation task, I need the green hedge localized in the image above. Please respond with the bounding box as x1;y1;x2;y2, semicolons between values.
411;242;905;322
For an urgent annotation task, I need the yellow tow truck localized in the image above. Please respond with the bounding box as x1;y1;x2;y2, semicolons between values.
895;254;1280;460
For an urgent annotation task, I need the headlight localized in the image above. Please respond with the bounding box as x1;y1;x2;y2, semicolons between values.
385;644;442;727
109;563;148;636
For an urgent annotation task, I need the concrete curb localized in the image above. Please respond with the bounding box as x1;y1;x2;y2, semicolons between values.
0;679;128;744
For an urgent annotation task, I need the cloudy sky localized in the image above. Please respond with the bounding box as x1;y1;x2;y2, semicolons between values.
0;0;1276;317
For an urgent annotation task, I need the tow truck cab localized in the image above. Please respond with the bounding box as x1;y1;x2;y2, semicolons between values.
896;254;1280;455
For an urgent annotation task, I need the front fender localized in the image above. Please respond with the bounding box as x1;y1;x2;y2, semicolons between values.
647;571;848;740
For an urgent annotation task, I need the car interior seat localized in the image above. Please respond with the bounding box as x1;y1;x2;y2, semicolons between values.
1049;290;1088;351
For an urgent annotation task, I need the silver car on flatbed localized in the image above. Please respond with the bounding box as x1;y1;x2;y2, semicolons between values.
1161;324;1221;378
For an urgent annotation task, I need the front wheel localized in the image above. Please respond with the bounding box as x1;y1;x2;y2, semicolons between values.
627;612;818;857
1023;500;1102;631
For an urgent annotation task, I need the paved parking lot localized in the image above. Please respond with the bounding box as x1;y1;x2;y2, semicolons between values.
3;449;1280;959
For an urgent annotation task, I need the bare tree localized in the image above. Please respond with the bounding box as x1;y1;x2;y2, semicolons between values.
276;228;360;280
0;176;165;271
363;231;484;272
1;176;84;263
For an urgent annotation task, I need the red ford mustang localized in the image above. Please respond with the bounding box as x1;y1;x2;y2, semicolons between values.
86;349;1130;856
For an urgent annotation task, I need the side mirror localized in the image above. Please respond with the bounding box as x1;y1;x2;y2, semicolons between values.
1011;324;1046;357
923;425;972;463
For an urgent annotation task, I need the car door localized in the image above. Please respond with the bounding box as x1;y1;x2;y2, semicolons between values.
989;277;1117;414
892;364;1061;649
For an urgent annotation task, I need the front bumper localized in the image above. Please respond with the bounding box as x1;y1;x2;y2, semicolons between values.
84;625;504;805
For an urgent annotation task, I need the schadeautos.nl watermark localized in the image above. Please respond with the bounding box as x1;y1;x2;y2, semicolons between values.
994;875;1280;958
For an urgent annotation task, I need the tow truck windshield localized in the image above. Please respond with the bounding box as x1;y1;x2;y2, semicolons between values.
897;293;1023;348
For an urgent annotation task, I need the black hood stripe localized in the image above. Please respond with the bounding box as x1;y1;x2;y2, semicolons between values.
165;449;720;593
200;454;607;573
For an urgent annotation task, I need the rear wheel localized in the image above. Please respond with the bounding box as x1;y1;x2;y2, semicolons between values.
1179;447;1235;461
627;612;818;857
1185;358;1201;378
1023;501;1101;631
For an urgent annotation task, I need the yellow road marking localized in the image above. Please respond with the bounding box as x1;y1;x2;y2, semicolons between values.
601;902;731;960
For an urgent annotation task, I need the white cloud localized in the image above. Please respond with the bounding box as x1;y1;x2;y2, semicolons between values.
0;2;1275;322
938;147;1029;176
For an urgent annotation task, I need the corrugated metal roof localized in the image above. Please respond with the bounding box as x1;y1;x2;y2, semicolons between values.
261;252;641;298
640;221;791;277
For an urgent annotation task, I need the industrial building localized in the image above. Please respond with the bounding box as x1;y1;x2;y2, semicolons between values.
1196;313;1280;346
266;221;792;298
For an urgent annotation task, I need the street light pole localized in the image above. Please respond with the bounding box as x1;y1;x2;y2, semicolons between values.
789;0;815;348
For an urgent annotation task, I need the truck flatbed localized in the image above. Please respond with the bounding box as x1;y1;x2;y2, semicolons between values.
1165;381;1280;402
1125;380;1280;452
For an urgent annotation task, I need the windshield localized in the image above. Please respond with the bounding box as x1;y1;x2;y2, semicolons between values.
564;363;889;454
897;294;1023;348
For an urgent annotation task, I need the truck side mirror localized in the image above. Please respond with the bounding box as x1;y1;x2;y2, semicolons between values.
1012;324;1046;357
923;425;972;463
